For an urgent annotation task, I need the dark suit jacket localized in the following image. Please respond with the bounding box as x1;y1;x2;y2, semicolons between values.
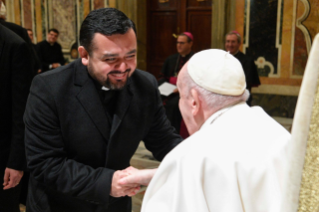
234;51;260;91
0;24;33;172
0;19;40;75
36;40;65;72
24;59;182;212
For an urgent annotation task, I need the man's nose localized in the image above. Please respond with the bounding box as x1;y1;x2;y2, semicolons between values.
116;61;127;71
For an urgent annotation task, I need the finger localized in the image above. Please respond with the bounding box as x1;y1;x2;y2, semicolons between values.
121;183;140;188
3;170;9;186
119;175;136;185
126;186;141;197
3;180;14;190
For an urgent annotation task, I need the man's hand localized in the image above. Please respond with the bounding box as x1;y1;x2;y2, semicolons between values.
52;63;61;69
120;167;157;187
110;170;140;197
3;168;23;190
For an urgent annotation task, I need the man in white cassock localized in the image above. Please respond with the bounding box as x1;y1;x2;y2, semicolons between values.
120;49;291;212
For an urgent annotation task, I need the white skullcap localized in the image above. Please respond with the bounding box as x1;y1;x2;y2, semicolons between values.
188;49;246;96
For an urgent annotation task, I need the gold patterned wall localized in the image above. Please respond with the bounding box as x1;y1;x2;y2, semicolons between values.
5;0;146;69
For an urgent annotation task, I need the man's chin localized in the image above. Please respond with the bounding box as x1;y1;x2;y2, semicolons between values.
107;79;128;90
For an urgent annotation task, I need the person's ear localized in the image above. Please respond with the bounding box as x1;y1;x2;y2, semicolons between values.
190;88;200;116
78;46;89;66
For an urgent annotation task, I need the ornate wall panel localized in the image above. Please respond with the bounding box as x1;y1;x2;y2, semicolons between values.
11;0;110;63
234;0;319;118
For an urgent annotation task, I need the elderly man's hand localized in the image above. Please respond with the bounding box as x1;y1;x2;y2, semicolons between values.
119;166;157;187
3;168;23;190
110;170;140;197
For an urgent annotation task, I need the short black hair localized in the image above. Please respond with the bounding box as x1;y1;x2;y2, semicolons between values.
48;28;59;35
80;8;136;55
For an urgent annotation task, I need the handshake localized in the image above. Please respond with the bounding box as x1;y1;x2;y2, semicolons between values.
110;166;157;197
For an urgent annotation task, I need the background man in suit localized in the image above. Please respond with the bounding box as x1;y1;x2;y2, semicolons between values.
225;31;260;105
0;23;33;211
26;28;41;74
36;28;65;72
24;8;182;212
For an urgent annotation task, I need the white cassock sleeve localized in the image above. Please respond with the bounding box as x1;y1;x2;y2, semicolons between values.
141;124;289;212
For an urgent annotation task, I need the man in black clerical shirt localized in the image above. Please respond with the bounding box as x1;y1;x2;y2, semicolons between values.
36;28;65;73
225;31;260;106
159;32;194;138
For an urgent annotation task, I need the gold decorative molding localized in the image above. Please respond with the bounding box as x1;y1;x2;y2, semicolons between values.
290;0;311;79
159;0;169;3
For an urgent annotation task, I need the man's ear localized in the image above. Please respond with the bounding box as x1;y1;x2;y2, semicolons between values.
190;88;201;116
78;46;89;66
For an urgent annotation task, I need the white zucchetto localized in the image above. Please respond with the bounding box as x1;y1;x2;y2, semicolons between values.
188;49;246;96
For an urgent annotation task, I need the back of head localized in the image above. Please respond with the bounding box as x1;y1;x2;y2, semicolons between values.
185;49;249;110
80;8;136;55
188;49;246;96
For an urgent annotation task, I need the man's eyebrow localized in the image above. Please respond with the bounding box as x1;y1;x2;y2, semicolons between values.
101;50;136;58
102;53;119;57
126;49;137;55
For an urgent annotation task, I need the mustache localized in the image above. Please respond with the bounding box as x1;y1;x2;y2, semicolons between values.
108;69;131;75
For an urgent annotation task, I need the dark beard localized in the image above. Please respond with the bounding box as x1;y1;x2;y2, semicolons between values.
105;69;130;90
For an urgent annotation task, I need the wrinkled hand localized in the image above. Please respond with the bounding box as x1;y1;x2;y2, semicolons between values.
110;170;140;197
3;168;23;190
119;167;157;187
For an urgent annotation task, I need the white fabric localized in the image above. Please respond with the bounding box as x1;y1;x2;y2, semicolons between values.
142;102;290;212
188;49;246;96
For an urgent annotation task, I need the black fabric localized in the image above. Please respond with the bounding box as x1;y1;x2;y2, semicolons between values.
234;51;261;105
160;52;194;80
159;52;194;133
36;40;65;72
24;59;183;211
0;24;33;209
0;19;39;76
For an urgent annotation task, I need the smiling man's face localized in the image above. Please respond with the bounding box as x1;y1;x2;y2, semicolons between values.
82;29;137;90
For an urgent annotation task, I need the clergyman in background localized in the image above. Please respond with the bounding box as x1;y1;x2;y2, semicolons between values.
36;28;65;73
159;32;194;138
225;31;260;106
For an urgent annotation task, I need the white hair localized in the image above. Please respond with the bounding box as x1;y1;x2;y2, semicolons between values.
181;67;250;111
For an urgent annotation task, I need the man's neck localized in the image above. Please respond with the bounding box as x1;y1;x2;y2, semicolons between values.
180;50;191;57
231;50;239;55
46;40;55;46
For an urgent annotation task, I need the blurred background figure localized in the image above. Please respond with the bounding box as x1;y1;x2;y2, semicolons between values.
159;32;194;138
225;31;260;106
36;28;65;73
26;28;41;74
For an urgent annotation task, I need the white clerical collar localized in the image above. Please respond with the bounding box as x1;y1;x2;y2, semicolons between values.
101;86;110;91
200;105;234;130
